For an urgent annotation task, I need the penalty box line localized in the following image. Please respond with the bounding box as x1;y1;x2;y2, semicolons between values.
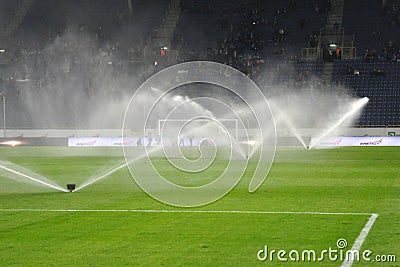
0;208;375;216
341;213;379;267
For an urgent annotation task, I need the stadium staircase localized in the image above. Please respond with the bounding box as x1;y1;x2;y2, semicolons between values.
144;0;181;65
325;0;344;31
321;0;345;85
0;0;34;64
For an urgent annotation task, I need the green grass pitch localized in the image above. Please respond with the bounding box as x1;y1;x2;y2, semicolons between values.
0;146;399;266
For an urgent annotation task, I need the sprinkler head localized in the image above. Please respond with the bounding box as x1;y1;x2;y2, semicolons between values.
67;184;76;192
245;155;249;160
306;146;310;150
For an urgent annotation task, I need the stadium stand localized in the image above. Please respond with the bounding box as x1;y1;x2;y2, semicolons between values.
334;0;400;126
0;0;398;127
342;0;400;56
174;0;327;69
333;59;400;127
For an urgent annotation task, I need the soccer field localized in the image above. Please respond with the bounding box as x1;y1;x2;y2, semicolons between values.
0;146;399;266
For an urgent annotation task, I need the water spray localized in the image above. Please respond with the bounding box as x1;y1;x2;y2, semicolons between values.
73;146;162;192
0;164;68;192
73;161;128;192
308;97;369;149
269;102;308;149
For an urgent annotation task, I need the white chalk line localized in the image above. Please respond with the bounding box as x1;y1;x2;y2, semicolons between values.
340;213;379;267
0;208;374;216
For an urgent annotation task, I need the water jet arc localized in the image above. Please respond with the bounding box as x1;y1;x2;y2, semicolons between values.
308;97;369;149
0;164;68;192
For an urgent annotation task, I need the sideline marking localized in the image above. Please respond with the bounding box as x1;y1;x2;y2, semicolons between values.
341;213;379;267
0;208;374;216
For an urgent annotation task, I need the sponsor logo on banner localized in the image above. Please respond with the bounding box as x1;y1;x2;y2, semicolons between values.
319;138;343;146
76;139;97;146
68;137;150;147
113;138;135;146
360;138;383;146
69;136;400;147
313;137;400;147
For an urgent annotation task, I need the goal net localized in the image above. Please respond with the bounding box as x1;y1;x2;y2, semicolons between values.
158;119;239;142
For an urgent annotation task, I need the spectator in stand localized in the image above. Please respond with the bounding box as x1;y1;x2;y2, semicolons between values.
335;46;341;59
347;65;354;75
309;34;318;47
278;28;286;42
371;69;386;77
391;52;397;62
364;50;372;63
371;49;377;61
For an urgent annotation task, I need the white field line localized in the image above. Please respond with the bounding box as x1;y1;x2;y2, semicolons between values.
0;208;374;216
341;213;379;267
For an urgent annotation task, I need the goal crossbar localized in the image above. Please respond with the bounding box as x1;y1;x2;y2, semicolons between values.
158;119;238;139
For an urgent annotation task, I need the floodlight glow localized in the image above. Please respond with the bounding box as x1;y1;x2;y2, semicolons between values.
1;140;24;146
244;140;256;146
